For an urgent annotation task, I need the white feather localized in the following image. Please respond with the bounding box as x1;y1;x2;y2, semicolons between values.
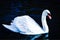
2;9;51;35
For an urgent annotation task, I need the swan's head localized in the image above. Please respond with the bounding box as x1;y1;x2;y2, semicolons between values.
43;9;52;19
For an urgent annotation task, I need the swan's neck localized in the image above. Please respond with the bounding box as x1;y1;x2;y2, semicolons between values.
41;13;49;33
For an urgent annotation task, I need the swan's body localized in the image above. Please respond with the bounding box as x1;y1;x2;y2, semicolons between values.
2;9;51;35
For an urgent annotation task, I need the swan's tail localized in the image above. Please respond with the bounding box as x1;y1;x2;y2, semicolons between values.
2;24;19;32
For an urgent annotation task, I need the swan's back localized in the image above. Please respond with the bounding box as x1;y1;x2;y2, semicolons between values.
13;15;45;34
3;15;45;35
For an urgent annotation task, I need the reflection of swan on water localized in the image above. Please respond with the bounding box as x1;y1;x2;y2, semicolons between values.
2;9;52;40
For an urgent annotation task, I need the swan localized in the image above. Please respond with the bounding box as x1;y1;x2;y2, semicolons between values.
2;9;51;35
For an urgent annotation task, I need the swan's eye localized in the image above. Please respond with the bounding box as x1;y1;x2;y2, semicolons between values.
48;13;51;16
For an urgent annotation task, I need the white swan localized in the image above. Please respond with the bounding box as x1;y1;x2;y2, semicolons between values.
2;9;51;35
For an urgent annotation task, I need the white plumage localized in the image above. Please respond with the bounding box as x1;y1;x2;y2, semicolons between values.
2;9;51;35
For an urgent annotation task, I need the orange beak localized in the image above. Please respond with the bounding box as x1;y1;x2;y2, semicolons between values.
48;13;52;19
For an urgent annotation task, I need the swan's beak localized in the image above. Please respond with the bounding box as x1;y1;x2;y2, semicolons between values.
48;13;52;19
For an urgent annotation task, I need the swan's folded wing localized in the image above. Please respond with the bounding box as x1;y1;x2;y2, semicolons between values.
2;24;19;32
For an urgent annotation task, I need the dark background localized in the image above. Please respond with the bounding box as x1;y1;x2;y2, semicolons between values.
0;0;60;39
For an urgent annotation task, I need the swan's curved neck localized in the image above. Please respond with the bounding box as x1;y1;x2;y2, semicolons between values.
41;12;49;33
